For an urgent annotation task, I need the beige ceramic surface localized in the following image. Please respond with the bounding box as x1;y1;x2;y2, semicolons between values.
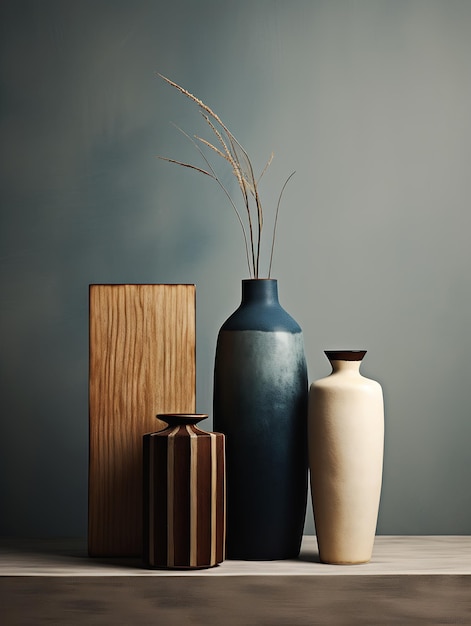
308;357;384;564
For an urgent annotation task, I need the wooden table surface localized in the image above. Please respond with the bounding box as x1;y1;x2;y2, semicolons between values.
1;536;470;625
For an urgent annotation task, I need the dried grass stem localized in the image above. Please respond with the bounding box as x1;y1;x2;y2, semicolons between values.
157;74;293;278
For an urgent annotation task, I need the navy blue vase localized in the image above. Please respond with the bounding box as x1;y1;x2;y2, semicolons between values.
213;279;308;560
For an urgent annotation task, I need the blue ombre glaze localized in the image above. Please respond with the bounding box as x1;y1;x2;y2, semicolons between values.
220;279;302;333
213;279;308;560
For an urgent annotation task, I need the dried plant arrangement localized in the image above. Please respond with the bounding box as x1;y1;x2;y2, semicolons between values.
157;74;295;279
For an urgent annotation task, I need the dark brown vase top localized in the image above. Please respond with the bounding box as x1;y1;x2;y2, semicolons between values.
325;350;367;361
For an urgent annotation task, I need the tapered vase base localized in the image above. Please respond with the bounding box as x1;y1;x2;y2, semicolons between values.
320;556;371;565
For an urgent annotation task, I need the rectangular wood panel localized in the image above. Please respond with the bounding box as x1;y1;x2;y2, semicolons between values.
89;284;196;557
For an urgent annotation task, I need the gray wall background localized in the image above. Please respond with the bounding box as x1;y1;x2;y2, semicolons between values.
1;0;470;538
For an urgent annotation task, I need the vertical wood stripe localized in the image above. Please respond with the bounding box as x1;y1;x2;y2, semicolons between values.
219;435;227;562
148;436;154;563
196;434;211;566
150;432;168;567
210;433;217;566
142;435;150;563
166;427;179;568
188;426;198;567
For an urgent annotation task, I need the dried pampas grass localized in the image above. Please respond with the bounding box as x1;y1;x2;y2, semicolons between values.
157;74;294;279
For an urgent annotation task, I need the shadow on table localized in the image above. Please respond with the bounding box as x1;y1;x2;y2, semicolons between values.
297;548;321;564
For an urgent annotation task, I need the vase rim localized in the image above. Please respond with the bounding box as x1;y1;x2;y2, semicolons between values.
325;350;367;361
157;413;208;426
157;413;208;418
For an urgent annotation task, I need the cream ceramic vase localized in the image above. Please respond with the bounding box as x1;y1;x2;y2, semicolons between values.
308;350;384;565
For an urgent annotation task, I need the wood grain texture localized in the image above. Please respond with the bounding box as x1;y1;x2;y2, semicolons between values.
88;284;196;557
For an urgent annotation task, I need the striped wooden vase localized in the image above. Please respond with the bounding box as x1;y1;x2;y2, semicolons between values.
143;414;225;569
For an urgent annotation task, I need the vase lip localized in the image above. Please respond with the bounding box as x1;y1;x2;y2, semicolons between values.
325;350;367;361
242;278;277;282
157;413;208;426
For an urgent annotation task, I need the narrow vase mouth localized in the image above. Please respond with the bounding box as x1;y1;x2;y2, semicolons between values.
325;350;367;361
157;413;208;426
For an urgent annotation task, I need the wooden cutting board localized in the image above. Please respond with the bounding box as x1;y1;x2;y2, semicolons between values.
88;284;196;557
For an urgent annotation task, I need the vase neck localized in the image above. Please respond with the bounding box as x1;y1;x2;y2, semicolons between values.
241;279;279;305
220;278;302;332
325;350;366;374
